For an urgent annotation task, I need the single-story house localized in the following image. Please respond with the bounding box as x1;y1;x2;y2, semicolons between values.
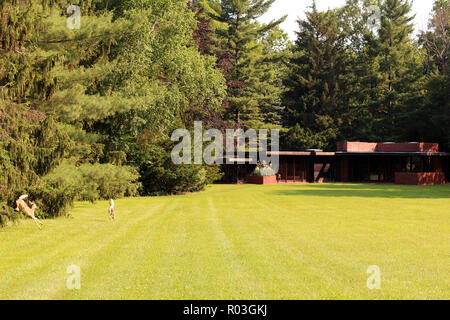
221;142;450;186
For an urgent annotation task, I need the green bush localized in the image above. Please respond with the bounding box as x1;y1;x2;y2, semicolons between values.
75;163;141;201
204;165;224;185
139;144;223;196
30;177;79;218
0;203;20;227
28;160;141;217
252;162;275;177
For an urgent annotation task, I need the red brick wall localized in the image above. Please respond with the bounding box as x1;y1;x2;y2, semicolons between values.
338;142;377;152
377;143;439;152
394;172;446;185
247;175;278;185
337;142;440;152
337;141;347;152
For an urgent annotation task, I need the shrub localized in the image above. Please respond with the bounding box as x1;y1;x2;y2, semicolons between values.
30;177;79;218
204;165;224;185
76;163;140;200
28;160;141;218
0;203;20;227
252;162;275;177
260;166;275;177
139;144;223;196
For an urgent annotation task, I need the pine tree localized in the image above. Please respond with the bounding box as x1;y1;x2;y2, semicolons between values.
362;0;420;140
254;26;290;126
402;0;450;150
93;0;226;163
0;0;72;213
0;0;227;219
283;3;349;149
201;0;286;129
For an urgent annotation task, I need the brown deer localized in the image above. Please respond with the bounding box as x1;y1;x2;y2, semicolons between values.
15;195;43;230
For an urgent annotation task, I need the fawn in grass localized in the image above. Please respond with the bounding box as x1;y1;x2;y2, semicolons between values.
108;199;115;220
15;195;43;230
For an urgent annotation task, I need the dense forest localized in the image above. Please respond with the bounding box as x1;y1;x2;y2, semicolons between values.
0;0;448;222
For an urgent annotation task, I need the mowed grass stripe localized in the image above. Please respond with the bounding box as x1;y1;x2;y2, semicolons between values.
245;192;387;299
205;196;269;299
217;188;351;299
55;197;177;299
0;198;171;299
211;192;316;299
245;186;449;299
0;184;448;299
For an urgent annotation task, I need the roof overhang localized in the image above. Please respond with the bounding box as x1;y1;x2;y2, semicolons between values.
335;151;450;157
267;151;312;156
315;152;336;156
224;157;256;163
267;151;337;156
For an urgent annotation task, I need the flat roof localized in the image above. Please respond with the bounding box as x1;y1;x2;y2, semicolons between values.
268;151;450;157
337;141;441;153
267;151;311;156
225;151;450;160
335;151;450;157
224;157;256;163
268;151;336;156
315;152;336;156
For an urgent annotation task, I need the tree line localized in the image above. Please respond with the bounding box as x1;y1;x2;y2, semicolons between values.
0;0;448;222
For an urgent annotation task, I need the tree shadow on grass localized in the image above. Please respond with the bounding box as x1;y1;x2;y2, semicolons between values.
271;183;450;199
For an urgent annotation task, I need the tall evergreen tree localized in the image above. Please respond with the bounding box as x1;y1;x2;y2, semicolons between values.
362;0;420;140
201;0;286;128
0;0;74;215
402;0;450;150
0;0;227;219
283;3;350;149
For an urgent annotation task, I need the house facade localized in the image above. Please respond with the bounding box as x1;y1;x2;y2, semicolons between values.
221;142;450;185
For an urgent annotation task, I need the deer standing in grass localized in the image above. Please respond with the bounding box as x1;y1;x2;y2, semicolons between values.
108;199;115;220
15;195;43;230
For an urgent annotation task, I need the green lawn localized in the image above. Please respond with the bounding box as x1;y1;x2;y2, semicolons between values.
0;184;449;300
